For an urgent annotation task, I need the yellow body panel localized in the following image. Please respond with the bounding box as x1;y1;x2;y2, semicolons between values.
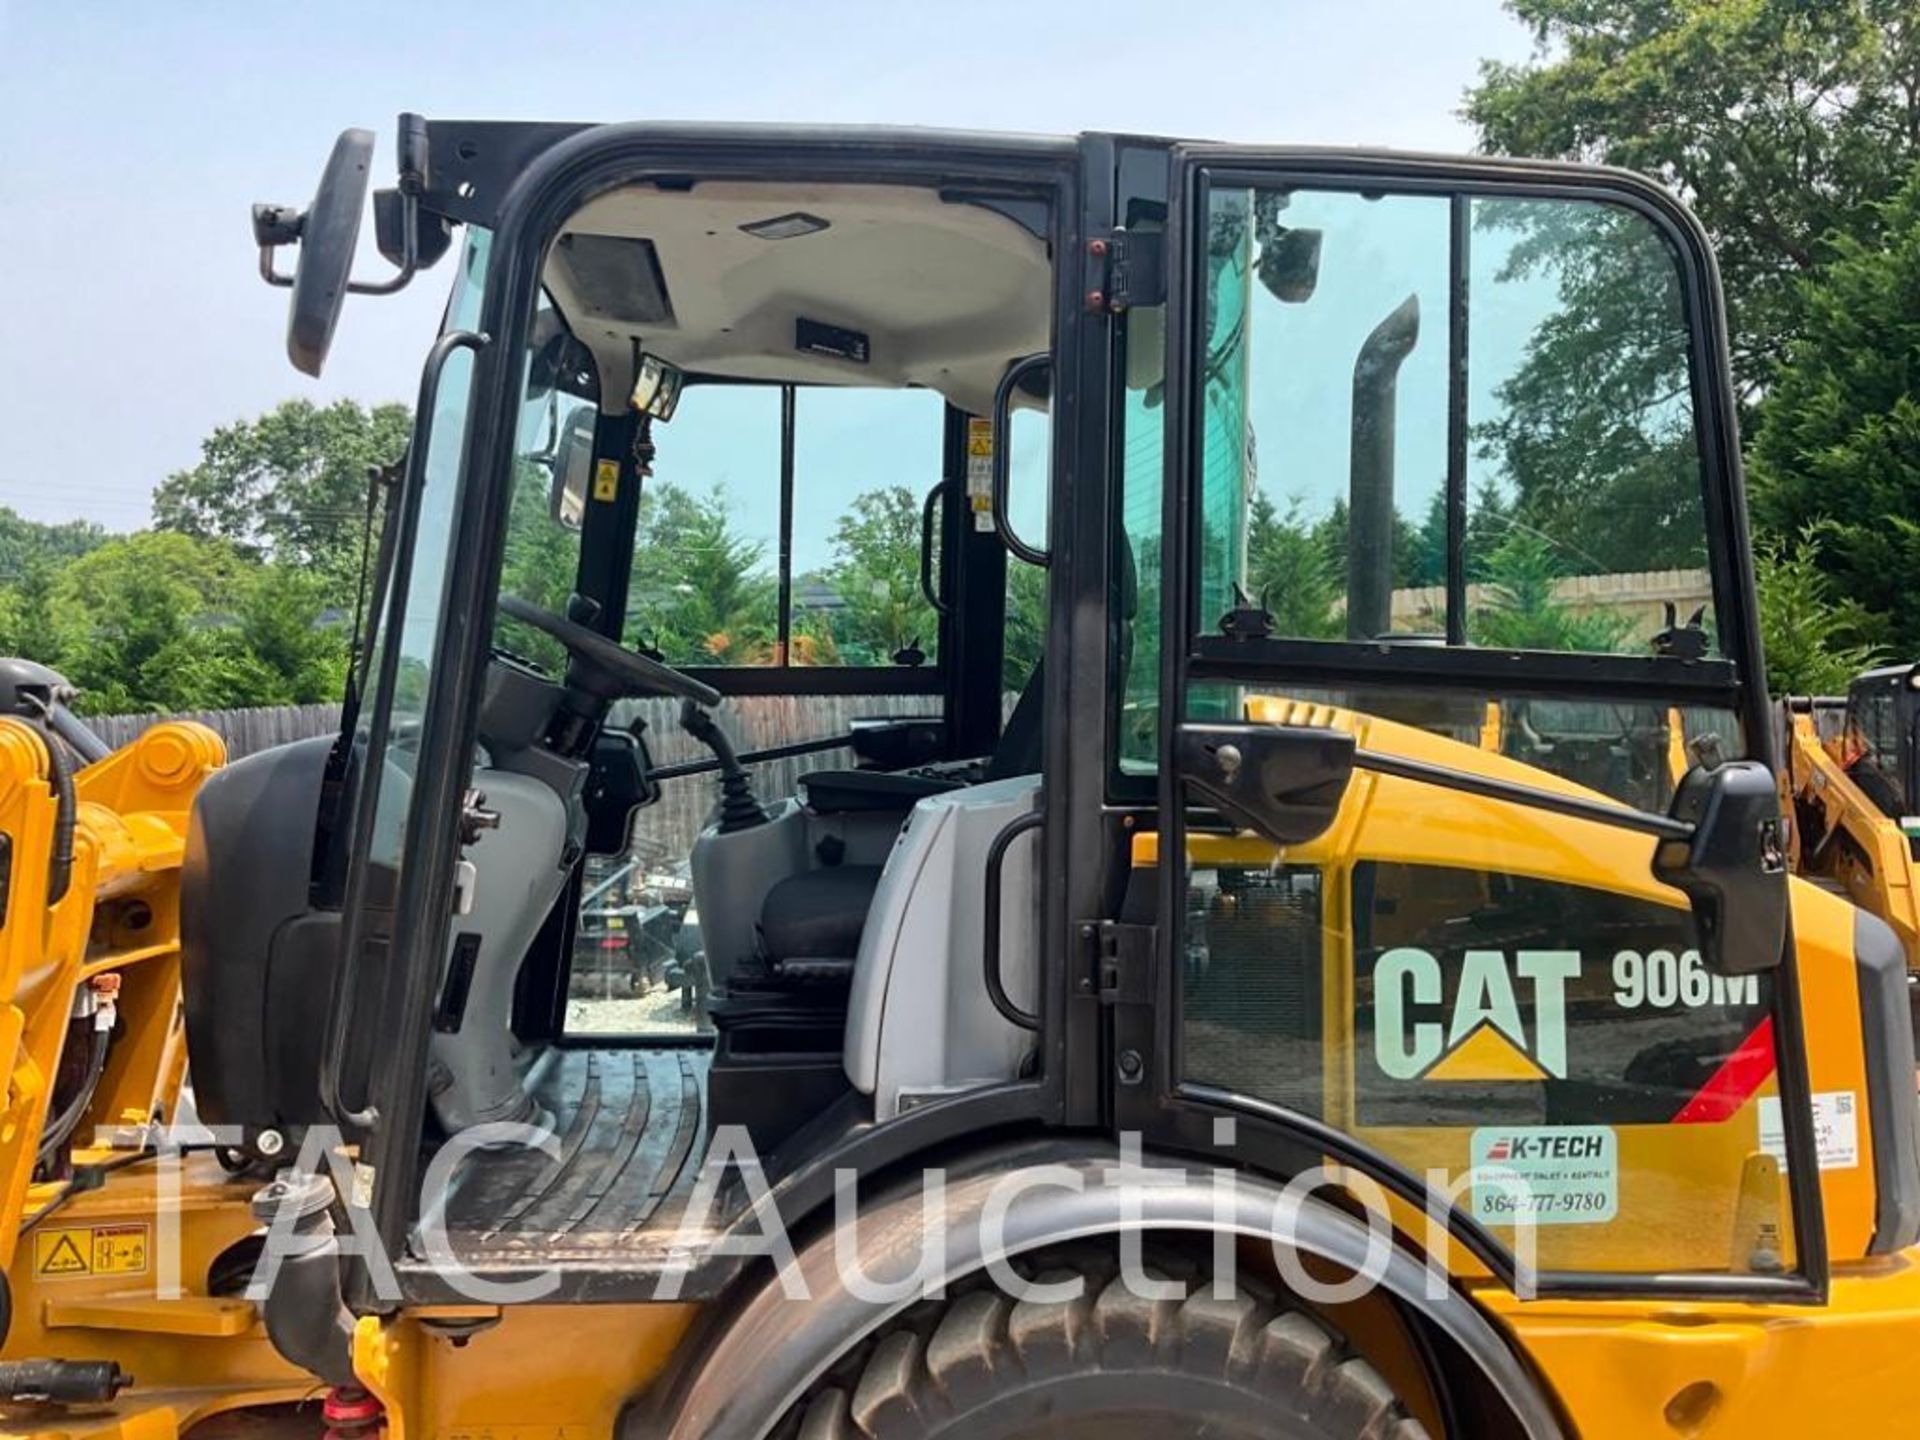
355;1305;698;1440
0;1154;310;1439
1480;1255;1920;1437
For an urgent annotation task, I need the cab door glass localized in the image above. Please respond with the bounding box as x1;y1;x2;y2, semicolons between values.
357;228;492;869
1194;184;1717;659
1002;400;1050;691
1463;198;1711;649
1176;783;1793;1278
1169;177;1796;1282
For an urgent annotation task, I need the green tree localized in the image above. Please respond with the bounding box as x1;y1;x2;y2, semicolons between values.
233;564;352;705
1246;493;1343;639
153;398;411;591
40;531;346;714
1470;530;1634;652
0;508;105;582
1468;0;1920;395
627;483;777;664
804;486;938;667
1753;530;1886;694
0;507;109;665
1468;199;1709;572
1750;163;1920;654
1002;561;1048;691
496;462;584;670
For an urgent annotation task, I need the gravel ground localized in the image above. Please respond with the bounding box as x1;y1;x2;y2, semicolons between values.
566;979;707;1037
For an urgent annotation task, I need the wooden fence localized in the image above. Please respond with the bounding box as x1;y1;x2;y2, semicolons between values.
86;703;343;758
86;694;938;864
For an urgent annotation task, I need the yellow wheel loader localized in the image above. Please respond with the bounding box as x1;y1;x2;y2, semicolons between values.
4;116;1920;1440
1781;666;1920;967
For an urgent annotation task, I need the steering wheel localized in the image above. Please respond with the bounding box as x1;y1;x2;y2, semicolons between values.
498;595;721;707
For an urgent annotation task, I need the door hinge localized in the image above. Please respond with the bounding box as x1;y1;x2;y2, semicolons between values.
1087;229;1165;314
1086;919;1157;1005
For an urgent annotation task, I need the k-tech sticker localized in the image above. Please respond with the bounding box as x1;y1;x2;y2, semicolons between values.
1469;1126;1618;1225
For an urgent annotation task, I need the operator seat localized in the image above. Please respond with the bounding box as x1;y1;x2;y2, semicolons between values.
745;536;1133;979
748;662;1046;981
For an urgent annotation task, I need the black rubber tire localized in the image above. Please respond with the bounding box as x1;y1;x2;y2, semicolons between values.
775;1248;1431;1440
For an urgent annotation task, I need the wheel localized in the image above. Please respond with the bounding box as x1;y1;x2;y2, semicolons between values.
776;1247;1430;1440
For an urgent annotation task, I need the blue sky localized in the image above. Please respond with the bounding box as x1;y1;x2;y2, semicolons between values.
0;0;1535;534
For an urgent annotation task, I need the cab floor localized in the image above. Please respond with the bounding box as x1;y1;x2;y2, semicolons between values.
418;1046;714;1275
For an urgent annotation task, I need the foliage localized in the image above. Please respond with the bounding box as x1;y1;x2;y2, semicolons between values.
797;486;937;667
627;482;778;664
153;398;412;588
1246;492;1342;639
496;462;584;671
1749;162;1920;655
1002;561;1048;691
1752;529;1887;694
1468;0;1920;395
1470;530;1634;652
1468;199;1709;572
42;531;346;714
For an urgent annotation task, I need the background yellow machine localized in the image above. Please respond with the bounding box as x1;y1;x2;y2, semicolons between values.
1782;665;1920;969
2;116;1920;1440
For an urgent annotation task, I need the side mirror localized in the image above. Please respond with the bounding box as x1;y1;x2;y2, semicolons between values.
1653;760;1789;976
547;407;600;532
1175;723;1355;845
269;128;376;378
1257;226;1323;303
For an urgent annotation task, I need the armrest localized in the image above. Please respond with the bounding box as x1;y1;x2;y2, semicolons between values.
798;768;961;814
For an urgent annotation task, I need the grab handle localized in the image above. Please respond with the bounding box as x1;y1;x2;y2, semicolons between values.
990;354;1051;568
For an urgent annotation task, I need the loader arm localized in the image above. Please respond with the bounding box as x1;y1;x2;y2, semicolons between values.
1782;707;1920;969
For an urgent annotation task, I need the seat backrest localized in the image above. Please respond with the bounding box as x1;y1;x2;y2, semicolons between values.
983;660;1044;781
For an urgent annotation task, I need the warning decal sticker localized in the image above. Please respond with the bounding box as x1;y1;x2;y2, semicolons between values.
1758;1091;1859;1171
591;458;620;502
33;1222;150;1280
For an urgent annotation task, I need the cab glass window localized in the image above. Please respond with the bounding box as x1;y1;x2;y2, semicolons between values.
494;292;593;671
1193;184;1714;657
624;384;945;669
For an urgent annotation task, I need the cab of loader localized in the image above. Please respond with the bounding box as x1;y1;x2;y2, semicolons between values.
1841;663;1920;827
156;117;1920;1428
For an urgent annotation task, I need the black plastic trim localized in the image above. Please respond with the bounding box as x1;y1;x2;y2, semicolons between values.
1854;908;1920;1254
1190;638;1741;708
679;666;943;697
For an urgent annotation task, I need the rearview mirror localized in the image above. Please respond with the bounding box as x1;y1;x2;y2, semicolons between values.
280;129;376;378
1175;722;1355;845
629;353;684;421
548;407;600;532
1653;760;1790;976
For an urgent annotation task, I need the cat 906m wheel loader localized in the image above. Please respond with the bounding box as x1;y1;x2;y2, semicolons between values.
2;115;1920;1440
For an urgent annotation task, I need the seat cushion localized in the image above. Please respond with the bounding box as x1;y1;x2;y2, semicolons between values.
759;865;884;961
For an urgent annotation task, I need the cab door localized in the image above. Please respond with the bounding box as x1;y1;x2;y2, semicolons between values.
1132;146;1830;1300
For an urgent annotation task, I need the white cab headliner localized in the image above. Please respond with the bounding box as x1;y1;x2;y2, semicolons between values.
546;181;1050;415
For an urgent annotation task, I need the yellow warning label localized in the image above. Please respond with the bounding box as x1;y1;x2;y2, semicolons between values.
33;1223;149;1280
592;458;620;502
966;417;994;459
